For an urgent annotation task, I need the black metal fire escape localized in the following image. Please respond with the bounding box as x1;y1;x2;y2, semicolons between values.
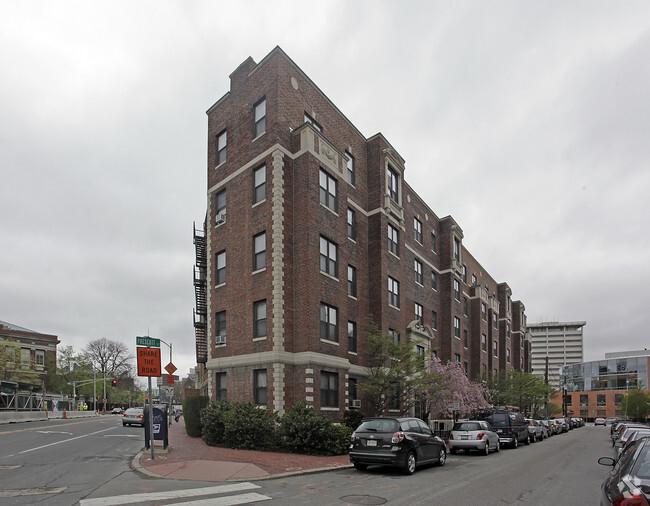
193;221;208;364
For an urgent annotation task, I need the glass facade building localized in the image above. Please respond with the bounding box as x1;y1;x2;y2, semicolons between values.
562;356;649;392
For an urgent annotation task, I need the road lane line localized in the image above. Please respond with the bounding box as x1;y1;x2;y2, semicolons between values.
0;418;111;435
19;427;116;454
78;483;261;506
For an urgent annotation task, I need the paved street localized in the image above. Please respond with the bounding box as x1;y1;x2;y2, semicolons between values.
1;418;614;505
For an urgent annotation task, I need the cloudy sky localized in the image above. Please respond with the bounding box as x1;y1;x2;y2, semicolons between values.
2;1;649;381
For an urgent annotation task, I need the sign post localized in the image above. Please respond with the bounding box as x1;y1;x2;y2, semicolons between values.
136;338;161;460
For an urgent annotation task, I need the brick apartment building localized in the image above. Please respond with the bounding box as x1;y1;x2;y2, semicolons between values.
0;319;59;390
193;47;531;418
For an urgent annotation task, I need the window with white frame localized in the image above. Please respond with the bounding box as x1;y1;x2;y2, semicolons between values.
388;277;400;308
319;168;338;213
415;303;423;325
481;303;487;321
215;189;226;215
347;208;356;240
215;311;226;341
454;317;460;338
387;165;399;202
254;369;267;405
216;250;226;285
304;112;322;132
388;223;399;256
320;303;338;342
348;265;357;297
414;259;423;285
431;271;437;290
432;311;437;329
471;274;477;286
453;236;461;261
507;348;511;363
216;130;227;165
253;164;266;204
348;321;357;353
320;236;338;277
493;340;498;357
35;350;45;366
254;98;266;137
21;348;30;364
346;151;355;185
481;334;487;352
253;232;266;271
216;372;227;400
321;371;338;408
453;279;460;300
431;232;437;253
414;217;422;243
253;300;267;339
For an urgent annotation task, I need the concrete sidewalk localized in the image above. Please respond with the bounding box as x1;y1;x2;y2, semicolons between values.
134;419;352;482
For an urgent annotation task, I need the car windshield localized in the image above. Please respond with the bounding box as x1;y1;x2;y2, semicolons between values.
483;413;509;428
454;422;481;431
356;419;399;433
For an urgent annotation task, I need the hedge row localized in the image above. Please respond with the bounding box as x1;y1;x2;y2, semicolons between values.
186;398;363;456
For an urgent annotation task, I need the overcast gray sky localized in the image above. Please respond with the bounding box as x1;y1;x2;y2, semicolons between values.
2;1;649;380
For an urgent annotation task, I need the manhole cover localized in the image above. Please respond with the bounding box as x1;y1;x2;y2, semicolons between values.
340;495;387;505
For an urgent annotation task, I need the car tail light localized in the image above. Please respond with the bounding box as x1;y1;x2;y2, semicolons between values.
138;414;144;418
449;433;454;440
351;432;356;441
612;491;650;506
392;432;405;443
122;413;126;417
477;432;485;440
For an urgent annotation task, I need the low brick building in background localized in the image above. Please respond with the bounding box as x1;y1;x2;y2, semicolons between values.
192;47;532;418
0;319;59;390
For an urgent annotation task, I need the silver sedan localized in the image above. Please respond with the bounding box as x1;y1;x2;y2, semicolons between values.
449;420;500;455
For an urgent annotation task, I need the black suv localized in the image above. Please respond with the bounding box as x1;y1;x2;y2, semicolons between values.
349;417;447;474
477;411;529;448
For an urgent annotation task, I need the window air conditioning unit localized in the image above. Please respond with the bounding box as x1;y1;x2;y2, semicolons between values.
215;334;226;345
215;210;226;225
352;399;361;408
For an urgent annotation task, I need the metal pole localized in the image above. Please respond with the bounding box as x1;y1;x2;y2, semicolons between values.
103;371;106;414
73;382;76;411
93;370;96;412
148;376;154;460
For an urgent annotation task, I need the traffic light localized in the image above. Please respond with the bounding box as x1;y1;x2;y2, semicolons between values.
111;379;117;386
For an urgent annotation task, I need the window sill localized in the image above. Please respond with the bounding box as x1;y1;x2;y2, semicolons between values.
252;199;266;208
252;132;266;143
321;407;340;412
348;351;357;356
348;294;357;301
320;339;340;346
252;268;266;275
388;304;400;311
215;160;226;170
320;271;339;282
319;202;339;217
215;283;225;289
253;337;267;342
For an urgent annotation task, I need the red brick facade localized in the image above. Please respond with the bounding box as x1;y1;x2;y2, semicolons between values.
195;47;531;418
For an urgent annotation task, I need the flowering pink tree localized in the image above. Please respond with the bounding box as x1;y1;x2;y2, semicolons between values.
427;355;490;419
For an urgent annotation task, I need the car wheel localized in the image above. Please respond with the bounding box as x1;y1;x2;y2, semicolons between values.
403;451;417;475
531;434;536;443
353;463;368;471
483;442;489;456
512;437;518;449
122;422;126;426
525;434;530;445
495;441;500;452
436;447;446;466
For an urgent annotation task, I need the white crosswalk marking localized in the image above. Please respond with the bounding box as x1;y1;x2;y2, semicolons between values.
173;492;271;505
79;482;269;506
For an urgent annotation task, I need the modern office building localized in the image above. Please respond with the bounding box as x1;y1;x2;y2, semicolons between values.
529;321;585;390
552;350;650;420
192;47;532;418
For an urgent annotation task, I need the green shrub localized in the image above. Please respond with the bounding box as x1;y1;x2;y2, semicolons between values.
327;423;353;455
222;401;277;450
182;395;210;438
200;399;231;446
342;409;365;429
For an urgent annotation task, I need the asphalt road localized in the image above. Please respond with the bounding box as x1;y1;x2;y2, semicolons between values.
1;419;615;505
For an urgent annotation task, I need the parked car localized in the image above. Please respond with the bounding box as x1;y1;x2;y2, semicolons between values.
552;419;568;433
605;417;618;426
122;407;145;427
349;417;447;474
615;432;650;457
598;436;650;505
614;428;650;455
539;420;554;437
525;418;544;442
595;417;606;426
612;423;648;445
448;420;500;455
477;411;529;448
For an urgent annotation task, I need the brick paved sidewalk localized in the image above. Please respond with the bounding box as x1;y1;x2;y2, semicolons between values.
135;418;351;482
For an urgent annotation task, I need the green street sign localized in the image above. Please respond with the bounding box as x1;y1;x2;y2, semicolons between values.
136;336;160;347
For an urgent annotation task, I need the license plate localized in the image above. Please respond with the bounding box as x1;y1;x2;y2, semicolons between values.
461;435;469;440
366;440;377;446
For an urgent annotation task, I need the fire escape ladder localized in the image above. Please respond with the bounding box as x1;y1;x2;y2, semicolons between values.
193;222;208;364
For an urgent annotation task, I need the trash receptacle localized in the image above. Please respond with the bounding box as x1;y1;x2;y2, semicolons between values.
144;404;168;449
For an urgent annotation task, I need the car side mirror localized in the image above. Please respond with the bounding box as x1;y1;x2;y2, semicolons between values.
598;457;616;467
